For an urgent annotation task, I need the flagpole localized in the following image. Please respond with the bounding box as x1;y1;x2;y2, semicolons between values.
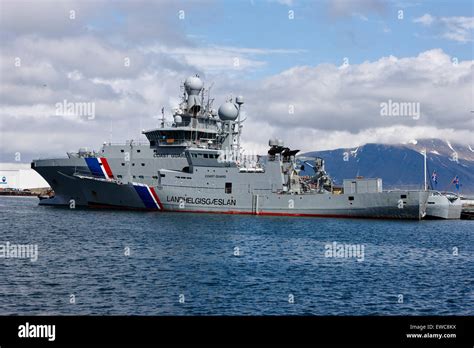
423;148;427;191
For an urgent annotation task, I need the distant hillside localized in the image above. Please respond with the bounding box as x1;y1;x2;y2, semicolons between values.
303;139;474;194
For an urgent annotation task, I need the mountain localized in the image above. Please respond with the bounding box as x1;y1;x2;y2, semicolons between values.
303;139;474;194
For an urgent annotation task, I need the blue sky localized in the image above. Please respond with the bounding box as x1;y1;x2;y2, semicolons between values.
177;0;474;78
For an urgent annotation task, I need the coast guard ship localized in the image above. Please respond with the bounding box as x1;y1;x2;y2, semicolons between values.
32;76;430;219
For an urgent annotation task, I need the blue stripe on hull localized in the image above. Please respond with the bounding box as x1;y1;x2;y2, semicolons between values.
134;185;157;209
85;158;105;178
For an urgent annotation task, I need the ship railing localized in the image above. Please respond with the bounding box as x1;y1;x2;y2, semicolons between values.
238;165;265;173
152;120;219;130
156;139;220;149
153;154;186;158
384;184;425;191
34;155;69;160
69;151;102;158
103;141;150;146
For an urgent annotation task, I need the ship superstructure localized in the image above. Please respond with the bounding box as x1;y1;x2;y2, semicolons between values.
32;75;225;207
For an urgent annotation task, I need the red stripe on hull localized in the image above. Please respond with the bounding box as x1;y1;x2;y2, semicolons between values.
164;209;418;220
100;158;114;178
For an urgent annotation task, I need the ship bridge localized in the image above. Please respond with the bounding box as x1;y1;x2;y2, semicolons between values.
143;75;222;150
143;122;219;149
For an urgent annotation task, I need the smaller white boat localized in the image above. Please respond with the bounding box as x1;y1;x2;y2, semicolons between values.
460;197;474;220
420;149;462;219
425;191;462;219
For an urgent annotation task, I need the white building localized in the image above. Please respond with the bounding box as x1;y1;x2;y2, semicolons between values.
0;163;50;190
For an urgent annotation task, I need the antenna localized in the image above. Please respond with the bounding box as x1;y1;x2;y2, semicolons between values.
235;96;244;154
207;82;214;114
109;119;113;144
201;83;205;116
161;107;165;128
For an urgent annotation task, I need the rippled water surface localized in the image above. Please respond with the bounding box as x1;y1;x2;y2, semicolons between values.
0;196;472;315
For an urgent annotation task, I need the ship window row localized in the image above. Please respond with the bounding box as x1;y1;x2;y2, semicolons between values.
120;149;141;153
191;153;219;159
116;174;158;179
175;176;191;180
120;163;146;166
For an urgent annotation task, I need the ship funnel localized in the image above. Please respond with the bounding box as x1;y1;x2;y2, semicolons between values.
184;75;203;114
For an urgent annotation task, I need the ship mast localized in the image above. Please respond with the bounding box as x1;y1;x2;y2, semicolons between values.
235;96;244;155
423;148;427;191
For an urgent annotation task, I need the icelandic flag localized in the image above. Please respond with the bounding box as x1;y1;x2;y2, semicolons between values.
452;176;460;191
431;170;438;187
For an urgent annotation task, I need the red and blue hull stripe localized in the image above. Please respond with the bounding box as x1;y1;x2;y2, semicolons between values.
133;183;163;210
85;157;114;179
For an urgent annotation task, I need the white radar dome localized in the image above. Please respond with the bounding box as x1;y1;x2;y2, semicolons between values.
218;102;239;121
184;75;203;94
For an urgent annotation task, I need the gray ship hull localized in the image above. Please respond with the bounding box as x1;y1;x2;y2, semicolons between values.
40;172;428;219
156;187;429;220
32;158;89;206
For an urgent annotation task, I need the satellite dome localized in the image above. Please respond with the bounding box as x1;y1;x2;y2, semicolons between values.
218;102;239;121
236;95;244;105
184;75;203;95
174;115;182;124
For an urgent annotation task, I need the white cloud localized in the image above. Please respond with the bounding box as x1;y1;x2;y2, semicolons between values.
232;49;473;152
440;16;474;43
353;13;369;21
142;45;306;72
413;13;474;43
267;0;294;6
328;0;387;17
413;13;435;26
